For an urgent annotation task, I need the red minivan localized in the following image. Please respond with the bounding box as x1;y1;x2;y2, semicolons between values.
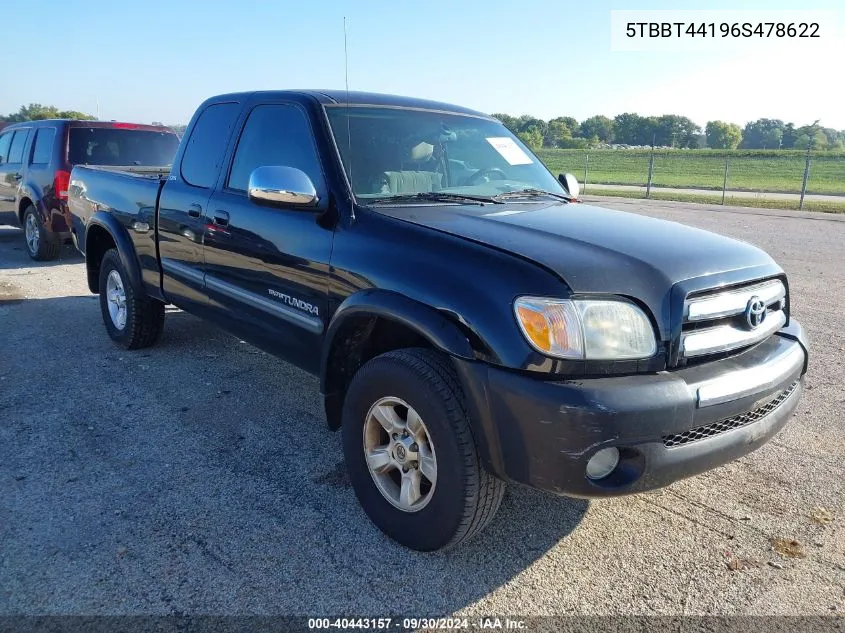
0;120;178;260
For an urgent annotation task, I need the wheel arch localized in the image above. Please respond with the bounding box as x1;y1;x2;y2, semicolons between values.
320;289;478;430
17;196;36;223
84;213;143;295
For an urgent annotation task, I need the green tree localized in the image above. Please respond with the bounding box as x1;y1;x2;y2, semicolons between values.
613;113;657;145
5;103;94;122
514;115;548;137
517;127;543;150
781;123;797;149
739;119;784;149
654;115;700;148
793;122;826;150
705;120;742;149
58;110;96;120
552;116;578;134
544;117;574;147
579;115;614;143
821;127;844;150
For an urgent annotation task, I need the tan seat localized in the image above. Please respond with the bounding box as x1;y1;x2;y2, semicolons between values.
382;170;443;194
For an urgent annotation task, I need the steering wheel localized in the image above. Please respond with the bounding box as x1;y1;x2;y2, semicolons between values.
464;168;508;186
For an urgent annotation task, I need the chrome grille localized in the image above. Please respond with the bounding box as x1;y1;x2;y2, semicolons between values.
681;279;786;360
662;380;798;448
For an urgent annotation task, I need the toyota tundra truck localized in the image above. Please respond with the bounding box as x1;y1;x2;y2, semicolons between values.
68;90;809;551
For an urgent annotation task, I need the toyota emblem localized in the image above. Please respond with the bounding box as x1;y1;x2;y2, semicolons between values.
745;296;767;329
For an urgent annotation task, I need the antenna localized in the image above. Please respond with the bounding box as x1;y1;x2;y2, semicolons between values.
344;17;355;220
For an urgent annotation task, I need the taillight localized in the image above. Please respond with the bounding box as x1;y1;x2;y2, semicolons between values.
54;170;71;200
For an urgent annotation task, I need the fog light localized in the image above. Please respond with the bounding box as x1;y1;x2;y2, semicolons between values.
586;447;620;480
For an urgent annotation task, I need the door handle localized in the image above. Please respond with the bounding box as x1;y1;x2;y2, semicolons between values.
212;210;229;227
187;203;202;218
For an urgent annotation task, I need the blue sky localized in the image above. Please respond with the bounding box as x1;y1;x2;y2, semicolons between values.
4;0;843;128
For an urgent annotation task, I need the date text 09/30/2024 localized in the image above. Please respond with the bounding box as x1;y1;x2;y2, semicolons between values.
307;617;527;630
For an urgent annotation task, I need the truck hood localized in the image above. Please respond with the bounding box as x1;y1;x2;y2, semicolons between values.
373;201;781;338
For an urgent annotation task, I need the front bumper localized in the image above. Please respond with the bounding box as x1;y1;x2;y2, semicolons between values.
459;321;808;498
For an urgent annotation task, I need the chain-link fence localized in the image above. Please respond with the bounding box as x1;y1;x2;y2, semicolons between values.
536;149;845;211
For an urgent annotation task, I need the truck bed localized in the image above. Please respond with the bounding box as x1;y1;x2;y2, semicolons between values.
69;165;168;250
69;164;168;297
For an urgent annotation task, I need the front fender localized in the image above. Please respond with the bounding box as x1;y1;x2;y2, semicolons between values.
320;289;475;392
321;288;509;475
85;212;144;294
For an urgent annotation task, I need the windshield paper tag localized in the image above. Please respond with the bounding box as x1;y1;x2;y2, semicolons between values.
486;137;533;165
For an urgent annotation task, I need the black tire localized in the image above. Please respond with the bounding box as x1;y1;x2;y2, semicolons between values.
342;348;505;551
98;248;164;349
22;206;60;261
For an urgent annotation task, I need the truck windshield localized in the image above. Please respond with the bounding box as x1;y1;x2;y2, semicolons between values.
68;127;179;167
326;106;565;201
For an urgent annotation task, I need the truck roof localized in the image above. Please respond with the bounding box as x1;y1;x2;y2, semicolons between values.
206;90;493;118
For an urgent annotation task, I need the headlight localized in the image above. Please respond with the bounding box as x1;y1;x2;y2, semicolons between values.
514;297;657;360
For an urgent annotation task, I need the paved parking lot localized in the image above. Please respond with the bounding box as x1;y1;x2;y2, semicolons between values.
1;198;843;616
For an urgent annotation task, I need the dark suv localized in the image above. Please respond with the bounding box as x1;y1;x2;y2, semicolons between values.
0;120;178;260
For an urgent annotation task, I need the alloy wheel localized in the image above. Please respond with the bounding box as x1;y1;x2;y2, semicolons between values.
362;396;437;512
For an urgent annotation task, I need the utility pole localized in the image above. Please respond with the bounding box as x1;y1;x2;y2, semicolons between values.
646;133;656;198
583;153;589;194
799;119;820;210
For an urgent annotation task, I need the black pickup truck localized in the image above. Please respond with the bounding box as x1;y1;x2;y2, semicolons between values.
69;90;809;551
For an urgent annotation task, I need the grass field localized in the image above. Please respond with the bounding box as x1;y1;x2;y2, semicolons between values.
536;149;845;196
583;186;845;214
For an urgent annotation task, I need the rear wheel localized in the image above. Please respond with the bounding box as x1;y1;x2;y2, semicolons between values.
98;248;164;349
342;348;505;551
23;206;60;261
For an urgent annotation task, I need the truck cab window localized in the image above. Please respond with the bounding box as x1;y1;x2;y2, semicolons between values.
180;102;240;188
227;104;323;194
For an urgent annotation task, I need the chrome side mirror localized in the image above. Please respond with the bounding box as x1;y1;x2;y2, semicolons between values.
558;173;580;199
248;166;319;208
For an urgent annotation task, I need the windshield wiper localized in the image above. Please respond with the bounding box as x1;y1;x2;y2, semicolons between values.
366;192;502;206
492;188;573;203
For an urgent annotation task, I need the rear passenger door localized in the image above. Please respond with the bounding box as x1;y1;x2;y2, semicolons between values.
203;101;335;373
157;101;241;313
0;128;30;216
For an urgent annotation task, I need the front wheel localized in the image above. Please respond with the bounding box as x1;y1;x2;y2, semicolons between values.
342;348;505;551
98;248;164;349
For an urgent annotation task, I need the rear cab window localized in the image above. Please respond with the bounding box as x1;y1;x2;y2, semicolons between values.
68;126;179;167
180;103;241;188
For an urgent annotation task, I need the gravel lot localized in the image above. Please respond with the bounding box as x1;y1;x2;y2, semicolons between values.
0;198;843;616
